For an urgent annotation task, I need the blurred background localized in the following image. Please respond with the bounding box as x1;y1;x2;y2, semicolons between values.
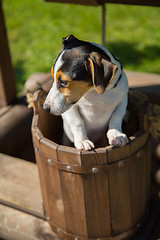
3;0;160;94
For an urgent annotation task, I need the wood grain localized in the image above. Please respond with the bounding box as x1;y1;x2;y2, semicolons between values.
0;204;59;240
81;149;111;237
44;0;160;6
0;153;44;218
32;90;152;239
0;0;16;107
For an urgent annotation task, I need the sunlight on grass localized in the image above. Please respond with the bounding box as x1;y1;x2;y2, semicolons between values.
3;0;160;93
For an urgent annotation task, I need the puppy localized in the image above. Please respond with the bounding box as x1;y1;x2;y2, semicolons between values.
43;35;129;150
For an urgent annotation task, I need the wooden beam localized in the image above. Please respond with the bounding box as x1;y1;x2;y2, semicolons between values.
0;0;16;107
44;0;98;6
44;0;160;7
101;4;106;46
98;0;160;7
0;204;59;240
0;153;44;218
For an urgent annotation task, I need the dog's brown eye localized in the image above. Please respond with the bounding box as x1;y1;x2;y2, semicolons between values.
58;79;69;88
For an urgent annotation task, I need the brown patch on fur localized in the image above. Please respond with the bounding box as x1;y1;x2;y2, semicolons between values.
51;66;54;79
56;70;72;83
60;81;92;105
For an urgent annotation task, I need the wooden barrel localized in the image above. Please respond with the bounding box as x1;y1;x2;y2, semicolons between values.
32;90;151;240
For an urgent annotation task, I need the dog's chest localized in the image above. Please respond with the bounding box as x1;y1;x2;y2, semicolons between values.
77;88;119;131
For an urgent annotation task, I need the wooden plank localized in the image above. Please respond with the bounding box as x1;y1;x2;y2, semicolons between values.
0;204;58;240
130;145;150;227
47;159;66;231
0;0;16;107
127;70;160;104
108;142;151;236
34;91;63;143
45;0;160;6
107;143;130;163
0;153;44;219
40;137;59;161
0;104;33;156
57;145;81;165
108;162;132;235
59;171;88;237
45;0;98;6
98;0;160;7
34;151;51;219
35;137;67;232
35;151;66;232
57;147;88;237
81;149;111;237
24;72;53;93
130;131;149;155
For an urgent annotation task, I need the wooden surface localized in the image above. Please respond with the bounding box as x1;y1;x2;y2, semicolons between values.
0;204;58;240
0;153;44;219
81;149;111;237
44;0;160;7
126;70;160;104
0;0;16;107
0;103;34;160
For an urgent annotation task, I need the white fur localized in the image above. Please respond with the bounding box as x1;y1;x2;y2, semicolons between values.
44;51;68;115
62;71;128;149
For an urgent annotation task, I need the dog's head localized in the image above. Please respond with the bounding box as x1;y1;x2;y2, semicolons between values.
43;35;118;115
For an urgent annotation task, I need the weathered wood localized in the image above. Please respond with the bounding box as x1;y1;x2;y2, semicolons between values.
127;70;160;105
0;0;16;107
24;72;53;93
57;147;87;236
44;0;160;7
32;89;151;240
33;90;63;143
0;153;44;218
0;104;33;157
81;149;111;237
57;145;81;165
58;170;87;236
98;0;160;7
107;142;130;163
102;4;106;46
0;204;59;240
108;162;133;235
44;0;98;6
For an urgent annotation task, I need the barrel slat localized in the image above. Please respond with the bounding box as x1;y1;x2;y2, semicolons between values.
81;149;111;237
108;163;133;235
59;170;88;236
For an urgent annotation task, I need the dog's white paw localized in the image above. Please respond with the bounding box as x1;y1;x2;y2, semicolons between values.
75;139;95;150
107;129;129;147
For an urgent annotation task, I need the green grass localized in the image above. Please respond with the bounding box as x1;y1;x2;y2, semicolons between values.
3;0;160;93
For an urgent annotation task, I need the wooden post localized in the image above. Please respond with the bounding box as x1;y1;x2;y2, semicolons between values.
102;3;106;47
0;0;16;107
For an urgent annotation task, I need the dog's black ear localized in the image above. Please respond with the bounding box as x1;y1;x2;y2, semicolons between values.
62;34;78;48
86;52;118;94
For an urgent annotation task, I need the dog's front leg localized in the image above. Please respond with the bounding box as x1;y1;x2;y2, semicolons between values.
62;106;95;150
107;95;129;146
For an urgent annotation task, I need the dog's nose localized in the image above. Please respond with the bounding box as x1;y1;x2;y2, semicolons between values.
43;103;50;112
